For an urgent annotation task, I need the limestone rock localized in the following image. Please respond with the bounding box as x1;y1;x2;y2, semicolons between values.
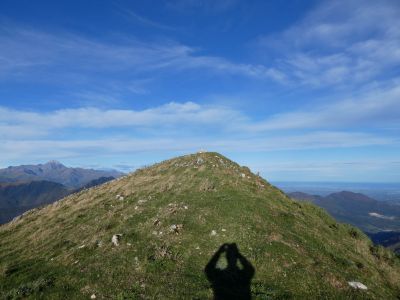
348;281;367;290
111;234;122;246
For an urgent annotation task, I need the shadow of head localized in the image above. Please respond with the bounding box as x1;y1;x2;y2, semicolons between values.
205;243;255;300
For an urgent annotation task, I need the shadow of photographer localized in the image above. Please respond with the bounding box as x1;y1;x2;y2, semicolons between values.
205;243;255;300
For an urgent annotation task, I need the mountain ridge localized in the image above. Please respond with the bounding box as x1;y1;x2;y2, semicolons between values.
0;161;123;188
289;191;400;232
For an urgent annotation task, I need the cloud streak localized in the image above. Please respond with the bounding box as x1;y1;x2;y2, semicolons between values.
245;81;400;131
258;0;400;87
1;80;399;163
2;79;399;138
0;131;394;162
0;25;281;84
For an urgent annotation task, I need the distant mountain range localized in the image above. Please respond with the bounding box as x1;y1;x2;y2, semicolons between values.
0;161;123;224
0;160;122;188
289;191;400;253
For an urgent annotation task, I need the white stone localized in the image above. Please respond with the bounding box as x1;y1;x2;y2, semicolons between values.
348;281;368;290
78;245;85;249
111;234;122;246
184;206;188;209
118;196;124;201
91;294;96;299
240;173;246;178
170;224;183;234
221;229;226;232
210;230;217;236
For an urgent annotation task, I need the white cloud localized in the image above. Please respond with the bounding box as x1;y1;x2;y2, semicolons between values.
118;7;178;31
166;0;238;13
1;80;400;139
0;25;281;83
243;80;400;131
369;212;395;220
258;0;400;87
0;102;243;132
0;131;394;162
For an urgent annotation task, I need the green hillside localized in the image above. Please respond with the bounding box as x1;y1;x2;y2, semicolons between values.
0;152;399;299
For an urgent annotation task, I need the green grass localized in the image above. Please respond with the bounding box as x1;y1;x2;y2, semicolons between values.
0;152;399;299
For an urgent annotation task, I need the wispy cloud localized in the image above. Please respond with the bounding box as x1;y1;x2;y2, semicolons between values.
244;81;400;131
1;87;398;163
0;102;243;132
166;0;238;14
0;25;281;84
0;131;394;162
117;7;178;31
1;77;400;140
257;0;400;87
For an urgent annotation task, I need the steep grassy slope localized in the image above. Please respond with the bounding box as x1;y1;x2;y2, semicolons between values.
0;152;399;299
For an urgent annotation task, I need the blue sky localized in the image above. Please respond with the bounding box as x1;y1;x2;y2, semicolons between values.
0;0;399;182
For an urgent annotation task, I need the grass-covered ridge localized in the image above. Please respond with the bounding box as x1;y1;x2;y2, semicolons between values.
0;152;399;299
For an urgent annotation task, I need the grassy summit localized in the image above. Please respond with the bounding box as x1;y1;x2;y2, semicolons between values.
0;152;399;299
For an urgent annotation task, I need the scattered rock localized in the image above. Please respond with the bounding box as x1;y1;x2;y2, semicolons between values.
184;205;188;210
210;230;217;236
240;173;246;178
138;199;147;204
78;245;85;249
348;281;368;290
170;224;183;234
196;157;204;165
221;228;226;232
90;294;96;299
118;196;124;201
111;234;122;246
